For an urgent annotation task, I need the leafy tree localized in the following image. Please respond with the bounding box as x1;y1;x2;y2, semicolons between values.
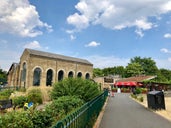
51;78;101;102
93;68;103;77
113;66;125;77
125;62;144;77
130;56;158;75
0;68;7;85
102;67;111;76
159;68;171;81
154;70;168;82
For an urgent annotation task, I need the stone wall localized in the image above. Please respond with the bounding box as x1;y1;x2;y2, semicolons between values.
8;50;93;88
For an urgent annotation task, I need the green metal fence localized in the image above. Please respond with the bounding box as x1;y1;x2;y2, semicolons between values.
53;90;108;128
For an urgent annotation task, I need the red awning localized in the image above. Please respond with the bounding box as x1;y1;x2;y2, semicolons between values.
115;81;137;86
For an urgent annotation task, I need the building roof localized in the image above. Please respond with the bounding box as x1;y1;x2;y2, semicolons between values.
116;75;156;82
7;63;19;75
25;48;93;65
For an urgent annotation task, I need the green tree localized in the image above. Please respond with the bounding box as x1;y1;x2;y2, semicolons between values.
93;68;103;77
154;70;168;82
130;56;158;75
159;68;171;81
113;66;125;77
51;78;101;102
125;62;144;77
0;68;7;85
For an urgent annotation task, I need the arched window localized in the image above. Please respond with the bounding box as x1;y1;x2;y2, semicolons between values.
58;70;64;81
77;72;82;78
33;67;41;86
46;69;53;86
21;62;26;82
68;71;74;78
85;73;90;79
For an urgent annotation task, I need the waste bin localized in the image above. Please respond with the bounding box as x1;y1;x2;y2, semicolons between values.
147;91;165;110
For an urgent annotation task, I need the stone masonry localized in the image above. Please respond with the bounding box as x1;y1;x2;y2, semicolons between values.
7;49;93;88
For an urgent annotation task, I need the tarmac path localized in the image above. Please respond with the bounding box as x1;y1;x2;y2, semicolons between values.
99;93;171;128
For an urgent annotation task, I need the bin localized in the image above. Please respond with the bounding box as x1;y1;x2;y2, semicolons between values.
147;91;165;110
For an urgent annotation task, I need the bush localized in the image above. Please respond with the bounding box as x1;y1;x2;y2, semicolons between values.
48;96;84;116
30;109;54;128
139;96;144;102
51;78;101;102
0;89;13;100
135;88;142;94
0;111;33;128
12;96;27;108
131;94;137;99
27;89;42;104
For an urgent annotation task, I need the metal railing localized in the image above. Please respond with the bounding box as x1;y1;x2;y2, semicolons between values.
53;90;108;128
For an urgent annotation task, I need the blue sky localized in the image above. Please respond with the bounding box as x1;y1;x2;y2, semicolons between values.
1;0;171;71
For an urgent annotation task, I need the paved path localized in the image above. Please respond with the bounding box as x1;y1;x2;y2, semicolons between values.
99;93;171;128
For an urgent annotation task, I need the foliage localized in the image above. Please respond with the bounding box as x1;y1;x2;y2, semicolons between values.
51;78;101;102
27;89;42;104
93;56;171;83
0;68;7;85
135;88;142;94
12;96;27;108
130;56;158;75
125;62;144;77
29;109;54;128
131;94;137;99
0;108;53;128
0;89;13;100
138;96;144;102
47;96;84;117
93;66;125;78
93;68;103;77
159;68;171;81
0;111;34;128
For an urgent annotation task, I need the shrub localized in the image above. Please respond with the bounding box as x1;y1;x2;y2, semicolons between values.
0;89;13;100
111;88;117;92
0;111;33;128
51;78;101;102
48;96;84;116
12;96;27;108
27;89;42;104
135;88;142;94
131;94;137;99
139;96;144;102
30;109;54;128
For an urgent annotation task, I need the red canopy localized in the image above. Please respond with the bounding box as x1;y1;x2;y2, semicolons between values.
115;81;137;86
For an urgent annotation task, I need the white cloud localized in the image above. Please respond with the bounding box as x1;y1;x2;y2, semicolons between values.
160;48;171;53
135;29;144;38
85;55;129;69
67;0;171;36
168;58;171;62
23;41;41;49
85;55;171;70
85;41;100;47
0;50;20;71
70;35;76;40
164;33;171;38
0;0;53;37
155;58;171;69
67;13;89;32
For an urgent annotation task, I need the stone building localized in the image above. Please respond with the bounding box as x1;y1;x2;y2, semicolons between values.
7;49;93;88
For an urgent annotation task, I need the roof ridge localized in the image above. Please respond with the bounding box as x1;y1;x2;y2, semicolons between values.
25;48;93;65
